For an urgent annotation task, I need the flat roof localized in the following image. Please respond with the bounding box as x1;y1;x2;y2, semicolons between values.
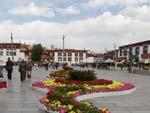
49;49;88;52
120;40;150;49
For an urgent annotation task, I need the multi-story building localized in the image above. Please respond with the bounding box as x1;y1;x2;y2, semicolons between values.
0;43;29;62
86;52;103;63
103;50;115;61
41;49;88;64
117;40;150;63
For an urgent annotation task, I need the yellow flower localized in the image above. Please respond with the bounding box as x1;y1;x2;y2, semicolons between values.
67;104;73;110
77;109;82;113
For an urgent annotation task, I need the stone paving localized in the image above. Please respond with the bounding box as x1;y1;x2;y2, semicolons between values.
0;66;50;113
92;69;150;113
0;66;150;113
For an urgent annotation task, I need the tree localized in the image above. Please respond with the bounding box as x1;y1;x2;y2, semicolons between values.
31;44;43;62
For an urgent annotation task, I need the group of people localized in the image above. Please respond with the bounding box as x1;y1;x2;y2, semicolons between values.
44;61;59;70
0;57;32;82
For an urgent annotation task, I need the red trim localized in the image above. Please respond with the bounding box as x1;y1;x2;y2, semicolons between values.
116;57;127;62
141;53;150;59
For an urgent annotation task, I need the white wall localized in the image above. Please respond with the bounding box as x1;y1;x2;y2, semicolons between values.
0;49;28;62
86;57;94;63
53;51;87;64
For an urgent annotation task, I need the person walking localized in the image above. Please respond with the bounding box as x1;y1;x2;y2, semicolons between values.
0;66;3;78
19;59;27;82
6;57;13;80
26;59;32;79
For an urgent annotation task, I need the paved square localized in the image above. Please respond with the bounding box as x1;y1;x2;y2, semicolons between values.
0;66;150;113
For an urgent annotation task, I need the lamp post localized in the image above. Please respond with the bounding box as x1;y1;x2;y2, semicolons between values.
114;44;116;70
11;33;14;62
62;35;65;69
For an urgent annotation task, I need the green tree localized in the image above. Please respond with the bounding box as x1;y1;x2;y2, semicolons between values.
31;44;43;62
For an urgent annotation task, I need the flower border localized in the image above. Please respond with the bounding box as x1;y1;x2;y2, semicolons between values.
32;81;136;113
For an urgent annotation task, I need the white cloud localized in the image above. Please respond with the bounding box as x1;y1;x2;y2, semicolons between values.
8;2;55;18
81;0;150;9
0;12;150;51
56;6;80;15
120;5;150;21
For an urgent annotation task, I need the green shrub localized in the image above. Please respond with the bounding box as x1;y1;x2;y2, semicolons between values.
69;69;96;81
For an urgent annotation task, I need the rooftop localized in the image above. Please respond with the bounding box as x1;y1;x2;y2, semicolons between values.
120;40;150;49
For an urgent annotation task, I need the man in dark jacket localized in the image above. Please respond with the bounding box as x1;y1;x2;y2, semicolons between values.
6;57;13;80
19;59;27;82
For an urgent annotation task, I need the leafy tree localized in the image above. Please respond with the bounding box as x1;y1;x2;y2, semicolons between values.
31;44;43;62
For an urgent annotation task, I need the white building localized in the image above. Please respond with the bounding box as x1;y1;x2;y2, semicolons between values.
49;49;87;64
86;52;103;63
0;43;29;62
117;40;150;63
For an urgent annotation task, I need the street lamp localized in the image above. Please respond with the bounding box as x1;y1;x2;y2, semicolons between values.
11;33;14;62
114;44;117;70
62;35;65;69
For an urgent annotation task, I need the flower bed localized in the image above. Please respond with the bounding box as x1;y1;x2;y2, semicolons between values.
0;79;7;89
48;70;69;79
32;78;135;113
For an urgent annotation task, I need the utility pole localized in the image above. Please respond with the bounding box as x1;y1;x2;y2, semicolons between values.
114;44;116;70
11;33;14;62
62;35;65;69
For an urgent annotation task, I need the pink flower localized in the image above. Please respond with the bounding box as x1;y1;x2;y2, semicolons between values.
60;109;67;113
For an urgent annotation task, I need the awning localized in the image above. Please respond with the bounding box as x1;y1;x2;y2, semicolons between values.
144;59;150;64
104;58;114;63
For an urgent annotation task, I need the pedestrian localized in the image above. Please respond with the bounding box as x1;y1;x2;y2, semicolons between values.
26;59;32;79
55;62;59;70
0;66;3;78
19;59;27;82
45;60;49;70
6;57;13;80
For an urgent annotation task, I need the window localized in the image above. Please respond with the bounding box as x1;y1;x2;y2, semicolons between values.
75;52;78;56
68;57;72;61
120;49;122;56
79;58;83;62
124;49;127;56
135;47;139;55
58;57;62;61
75;58;78;61
14;51;16;56
6;51;9;56
129;47;132;56
10;52;13;56
79;53;83;57
0;51;3;56
64;58;66;61
143;46;148;54
68;52;72;56
58;52;62;56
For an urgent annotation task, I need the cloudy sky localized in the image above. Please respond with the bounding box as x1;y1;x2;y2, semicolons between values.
0;0;150;52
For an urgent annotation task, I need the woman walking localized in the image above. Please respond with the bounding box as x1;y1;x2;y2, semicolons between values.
0;66;3;78
19;59;27;82
26;59;32;79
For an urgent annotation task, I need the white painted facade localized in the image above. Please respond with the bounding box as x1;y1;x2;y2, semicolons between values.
117;41;150;62
53;49;87;64
86;57;95;63
0;43;29;63
0;49;28;62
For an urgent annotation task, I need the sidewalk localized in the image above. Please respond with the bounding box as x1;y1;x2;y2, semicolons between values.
133;69;150;75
